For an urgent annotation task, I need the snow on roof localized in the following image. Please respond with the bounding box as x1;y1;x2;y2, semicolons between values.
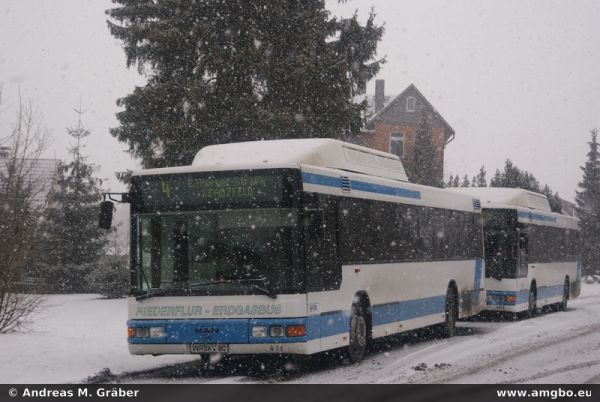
191;138;408;181
0;157;59;207
446;187;551;212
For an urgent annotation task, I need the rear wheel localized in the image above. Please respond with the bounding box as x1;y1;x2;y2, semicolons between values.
527;286;537;318
442;287;458;337
348;305;368;363
559;280;569;311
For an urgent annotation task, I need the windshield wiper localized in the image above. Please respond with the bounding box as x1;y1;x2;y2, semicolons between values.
135;288;177;301
190;278;278;299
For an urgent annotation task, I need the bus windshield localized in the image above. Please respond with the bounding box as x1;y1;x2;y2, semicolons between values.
135;208;302;295
483;209;518;279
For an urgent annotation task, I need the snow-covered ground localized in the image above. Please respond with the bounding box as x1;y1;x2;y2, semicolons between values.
0;295;195;384
1;285;600;384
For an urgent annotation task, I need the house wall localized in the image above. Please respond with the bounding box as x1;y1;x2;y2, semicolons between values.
361;124;447;184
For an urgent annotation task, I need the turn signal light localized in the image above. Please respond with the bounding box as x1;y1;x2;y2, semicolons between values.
505;295;517;303
127;327;136;338
286;325;305;337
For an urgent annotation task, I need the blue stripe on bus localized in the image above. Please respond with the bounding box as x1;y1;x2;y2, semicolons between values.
517;210;558;224
302;172;421;200
486;290;528;306
301;172;342;189
486;285;564;306
473;259;483;304
372;295;446;326
474;259;483;290
537;284;565;299
312;312;349;338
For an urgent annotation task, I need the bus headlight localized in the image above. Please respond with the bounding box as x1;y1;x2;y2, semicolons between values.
135;327;150;338
252;325;267;338
128;327;165;338
269;326;285;337
149;327;166;338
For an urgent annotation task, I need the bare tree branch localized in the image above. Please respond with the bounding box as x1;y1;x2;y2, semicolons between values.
0;87;49;333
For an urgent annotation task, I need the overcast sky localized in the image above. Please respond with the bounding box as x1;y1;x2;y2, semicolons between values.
1;0;599;201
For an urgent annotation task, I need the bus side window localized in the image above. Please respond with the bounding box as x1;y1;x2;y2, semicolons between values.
305;197;341;291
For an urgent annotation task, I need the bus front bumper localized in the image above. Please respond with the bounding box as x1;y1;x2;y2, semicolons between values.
127;317;319;356
128;342;312;355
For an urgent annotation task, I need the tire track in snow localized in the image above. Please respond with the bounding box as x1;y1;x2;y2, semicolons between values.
413;323;600;384
502;360;600;384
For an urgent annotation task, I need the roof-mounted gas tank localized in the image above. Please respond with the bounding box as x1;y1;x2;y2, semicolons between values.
447;187;552;212
192;138;408;182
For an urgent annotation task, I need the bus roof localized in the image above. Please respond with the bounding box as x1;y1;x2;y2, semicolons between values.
446;187;551;212
133;139;408;182
447;187;578;229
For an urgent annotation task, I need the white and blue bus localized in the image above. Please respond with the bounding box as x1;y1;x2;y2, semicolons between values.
104;139;485;362
449;188;580;317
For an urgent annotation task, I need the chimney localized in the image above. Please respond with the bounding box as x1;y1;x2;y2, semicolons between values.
374;79;385;113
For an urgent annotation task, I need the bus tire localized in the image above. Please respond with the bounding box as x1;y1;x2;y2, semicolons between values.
527;285;537;318
347;304;369;363
559;280;569;311
442;286;458;338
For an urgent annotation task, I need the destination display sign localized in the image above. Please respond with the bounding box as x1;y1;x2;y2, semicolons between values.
132;172;288;210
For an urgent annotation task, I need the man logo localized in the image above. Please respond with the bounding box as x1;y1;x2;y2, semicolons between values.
195;327;219;334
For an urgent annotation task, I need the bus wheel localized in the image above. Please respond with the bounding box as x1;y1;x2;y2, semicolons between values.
559;280;569;311
442;287;458;337
527;286;537;318
348;305;368;363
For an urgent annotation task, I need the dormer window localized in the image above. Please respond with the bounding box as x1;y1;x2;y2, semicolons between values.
406;96;416;113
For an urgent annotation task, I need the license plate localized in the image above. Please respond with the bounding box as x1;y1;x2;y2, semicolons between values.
190;344;229;353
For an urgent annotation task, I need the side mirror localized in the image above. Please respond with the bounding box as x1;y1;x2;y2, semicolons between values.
99;201;114;229
305;210;324;239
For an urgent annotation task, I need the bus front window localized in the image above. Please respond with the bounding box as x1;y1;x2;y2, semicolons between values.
483;209;518;280
137;208;301;294
484;229;517;279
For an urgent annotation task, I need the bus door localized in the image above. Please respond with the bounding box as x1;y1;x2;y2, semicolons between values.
304;195;341;292
516;224;529;278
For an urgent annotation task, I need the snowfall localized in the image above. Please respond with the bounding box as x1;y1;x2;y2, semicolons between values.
1;284;599;384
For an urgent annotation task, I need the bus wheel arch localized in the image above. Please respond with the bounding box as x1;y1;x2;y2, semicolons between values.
560;277;570;311
347;291;372;363
528;281;538;318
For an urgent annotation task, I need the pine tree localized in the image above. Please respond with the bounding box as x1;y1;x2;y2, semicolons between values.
446;174;455;188
452;175;460;188
475;166;487;187
39;107;108;292
106;0;385;168
409;109;441;187
461;174;470;187
490;159;561;213
541;185;562;214
575;129;600;275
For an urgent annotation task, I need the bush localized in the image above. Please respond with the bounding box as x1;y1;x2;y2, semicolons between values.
38;263;95;294
85;255;129;299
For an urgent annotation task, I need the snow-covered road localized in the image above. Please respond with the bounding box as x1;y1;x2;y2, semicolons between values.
1;285;599;384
